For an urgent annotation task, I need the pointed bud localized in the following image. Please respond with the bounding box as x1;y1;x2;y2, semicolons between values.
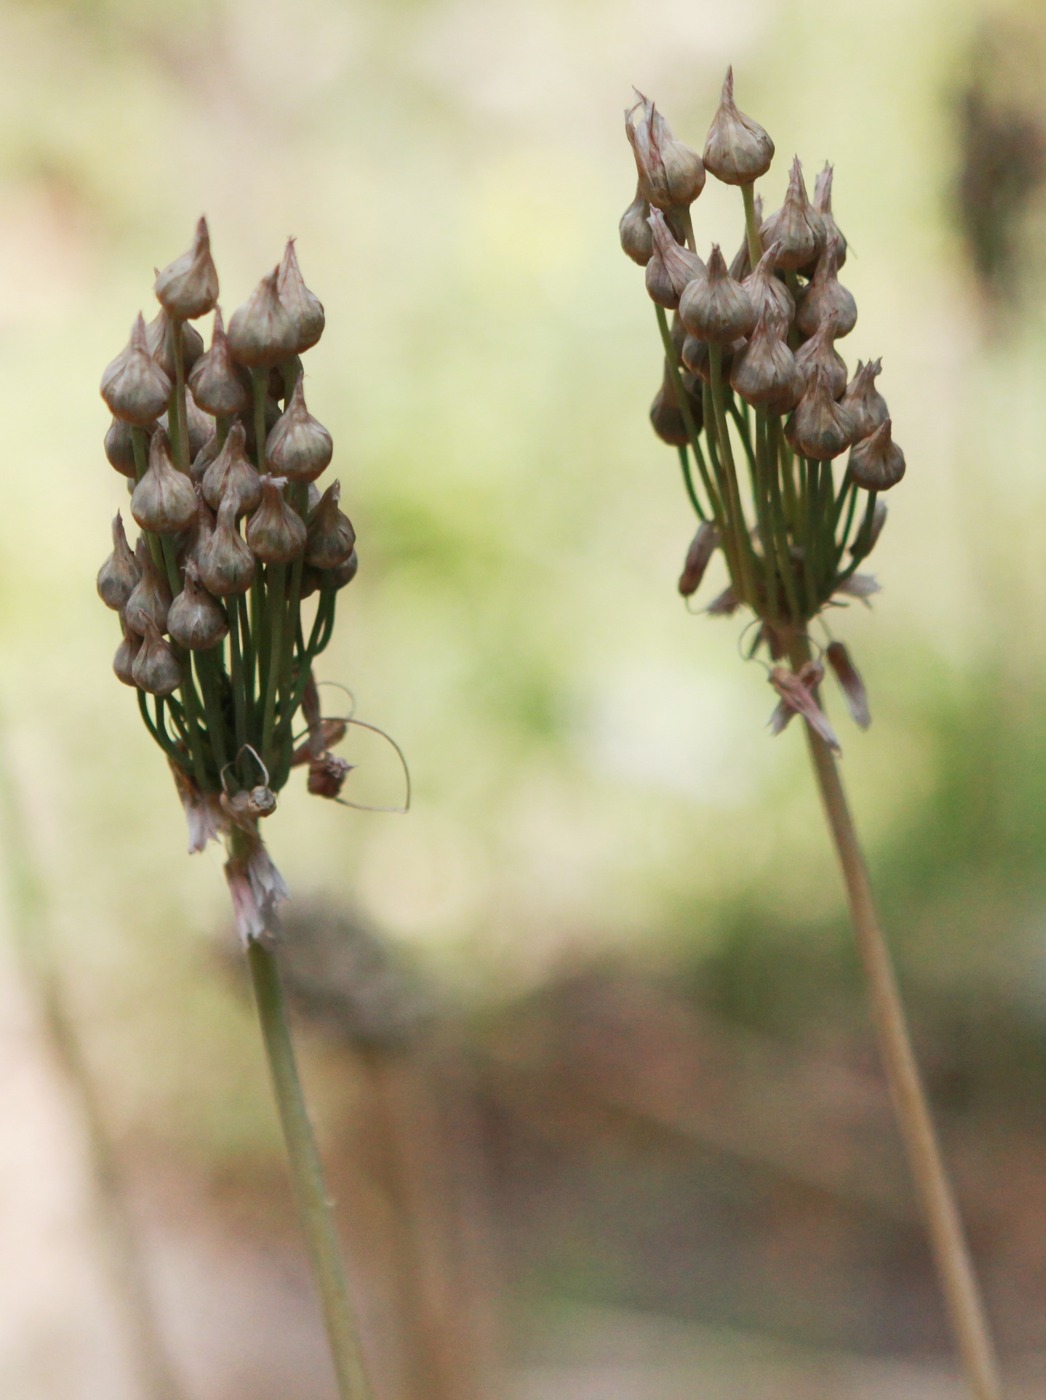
154;217;219;320
729;312;800;413
124;540;172;635
812;164;846;268
227;268;297;367
620;185;653;265
795;237;856;338
97;513;141;611
794;313;848;398
847;418;905;491
113;620;141;688
625;91;705;211
644;208;706;309
840;358;889;441
650;363;703;445
145;306;205;378
826;641;870;729
132;617;182;697
167;561;230;650
100;314;172;426
246;476;307;563
265;378;334;482
760;158;825;272
702;67;774;186
188;307;252;416
679;244;757;343
277;239;325;352
786;365;854;459
202;421;263;515
742;241;794;337
131;427;198;535
197;493;256;595
104;417;139;478
190;431;221;484
678;522;718;597
305;481;356;569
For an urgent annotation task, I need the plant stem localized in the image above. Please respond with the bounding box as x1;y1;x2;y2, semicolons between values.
244;917;372;1400
790;638;1004;1400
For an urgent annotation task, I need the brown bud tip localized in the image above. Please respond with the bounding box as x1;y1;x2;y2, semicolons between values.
625;91;706;211
644;208;705;309
703;67;775;186
760;157;826;272
227;269;298;368
277;239;325;353
678;243;756;343
265;378;334;482
154;216;219;320
847;418;905;491
100;314;172;426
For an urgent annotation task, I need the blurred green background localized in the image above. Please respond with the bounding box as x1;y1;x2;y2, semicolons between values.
1;0;1045;1395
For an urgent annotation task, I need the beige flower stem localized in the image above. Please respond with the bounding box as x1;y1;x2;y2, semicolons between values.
790;637;1003;1400
239;856;372;1400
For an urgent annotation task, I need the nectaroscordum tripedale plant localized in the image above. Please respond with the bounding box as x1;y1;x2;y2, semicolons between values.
620;71;1004;1400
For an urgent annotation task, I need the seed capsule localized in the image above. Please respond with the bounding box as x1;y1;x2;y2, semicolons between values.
104;417;139;478
131;428;197;535
277;239;325;353
331;549;359;589
227;268;298;368
265;379;333;482
305;481;356;569
188;306;252;416
729;312;800;413
644;209;706;309
97;513;141;611
167;561;229;650
113;621;141;688
847;418;905;490
202;420;263;515
124;540;172;635
795;236;856;338
625;91;706;211
785;365;854;459
246;476;307;564
620;185;653;265
840;359;889;441
679;245;756;344
760;158;825;272
678;522;719;597
197;493;256;595
794;313;848;398
702;67;774;186
650;363;703;445
132;617;182;696
145;307;205;378
742;241;794;337
100;314;172;426
154;217;219;320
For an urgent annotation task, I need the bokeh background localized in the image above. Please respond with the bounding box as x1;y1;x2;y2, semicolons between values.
1;0;1045;1395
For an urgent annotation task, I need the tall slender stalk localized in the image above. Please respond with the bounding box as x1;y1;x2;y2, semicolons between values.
244;916;373;1400
792;642;1002;1400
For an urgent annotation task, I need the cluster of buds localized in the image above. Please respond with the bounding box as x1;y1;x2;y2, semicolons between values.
98;219;358;939
621;72;905;749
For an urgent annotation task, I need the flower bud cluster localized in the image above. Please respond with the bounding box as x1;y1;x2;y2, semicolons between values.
621;69;907;744
621;71;907;744
98;221;358;890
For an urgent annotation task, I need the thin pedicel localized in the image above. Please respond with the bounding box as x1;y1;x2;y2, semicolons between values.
621;70;1004;1400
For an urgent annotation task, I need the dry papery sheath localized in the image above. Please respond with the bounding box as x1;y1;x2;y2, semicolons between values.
97;219;363;943
621;71;907;749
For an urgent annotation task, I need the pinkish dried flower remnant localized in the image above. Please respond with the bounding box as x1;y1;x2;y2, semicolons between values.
620;72;906;747
97;220;360;942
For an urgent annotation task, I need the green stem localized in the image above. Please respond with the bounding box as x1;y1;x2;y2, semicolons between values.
741;182;763;270
789;638;1004;1400
708;345;757;605
261;562;287;766
240;862;372;1400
